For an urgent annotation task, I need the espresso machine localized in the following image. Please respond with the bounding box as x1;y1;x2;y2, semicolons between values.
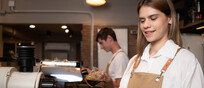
0;44;83;88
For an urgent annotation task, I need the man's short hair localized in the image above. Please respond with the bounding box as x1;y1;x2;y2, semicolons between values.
96;27;117;42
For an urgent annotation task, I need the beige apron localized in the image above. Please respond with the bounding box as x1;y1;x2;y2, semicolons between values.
127;48;181;88
106;51;123;74
104;51;124;88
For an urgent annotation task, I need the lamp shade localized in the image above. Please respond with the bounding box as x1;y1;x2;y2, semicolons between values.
86;0;106;6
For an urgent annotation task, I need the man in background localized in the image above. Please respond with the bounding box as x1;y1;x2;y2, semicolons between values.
96;27;129;88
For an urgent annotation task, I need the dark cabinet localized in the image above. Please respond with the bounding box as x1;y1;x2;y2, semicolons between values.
174;0;204;34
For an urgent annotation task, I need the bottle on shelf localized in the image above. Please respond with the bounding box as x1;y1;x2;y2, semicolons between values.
195;0;202;22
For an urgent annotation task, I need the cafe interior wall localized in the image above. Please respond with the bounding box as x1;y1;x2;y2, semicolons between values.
0;0;139;25
182;33;204;72
0;0;203;71
0;25;2;66
0;0;139;67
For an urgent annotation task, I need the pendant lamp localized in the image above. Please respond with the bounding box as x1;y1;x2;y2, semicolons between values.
86;0;106;6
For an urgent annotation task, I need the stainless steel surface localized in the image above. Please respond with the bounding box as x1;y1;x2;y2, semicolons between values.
41;63;83;82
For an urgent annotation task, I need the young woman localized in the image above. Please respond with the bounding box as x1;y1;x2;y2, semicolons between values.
119;0;204;88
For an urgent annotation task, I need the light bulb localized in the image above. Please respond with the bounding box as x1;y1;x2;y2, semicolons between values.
61;25;67;29
29;25;35;28
65;29;69;33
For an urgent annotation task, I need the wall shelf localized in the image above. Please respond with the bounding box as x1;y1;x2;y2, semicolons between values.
180;20;204;34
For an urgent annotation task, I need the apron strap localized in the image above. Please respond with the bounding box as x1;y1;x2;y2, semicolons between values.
159;48;182;76
105;50;124;74
131;48;182;78
131;56;140;77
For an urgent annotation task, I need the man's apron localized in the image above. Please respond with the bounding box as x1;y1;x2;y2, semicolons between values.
106;51;123;74
127;48;181;88
105;51;123;88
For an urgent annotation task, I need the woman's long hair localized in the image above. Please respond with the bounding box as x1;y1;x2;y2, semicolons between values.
136;0;182;57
